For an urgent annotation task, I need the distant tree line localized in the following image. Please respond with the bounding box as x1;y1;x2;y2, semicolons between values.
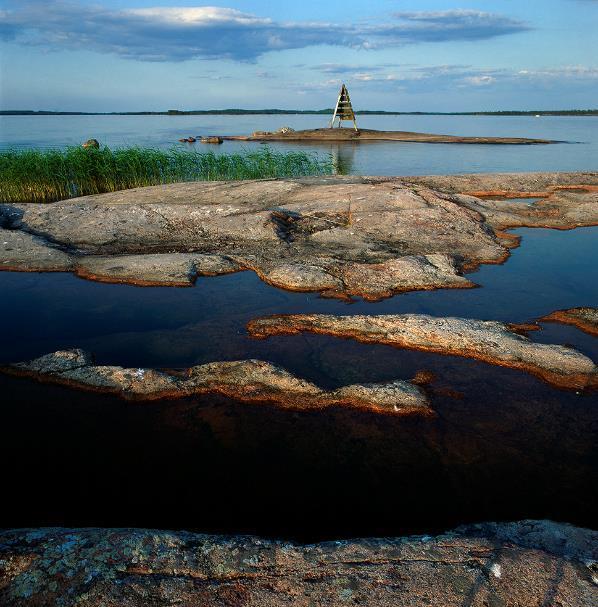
2;109;597;116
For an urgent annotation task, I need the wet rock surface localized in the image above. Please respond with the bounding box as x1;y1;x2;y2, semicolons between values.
1;521;596;607
1;172;596;298
0;349;430;415
541;307;598;337
248;313;598;390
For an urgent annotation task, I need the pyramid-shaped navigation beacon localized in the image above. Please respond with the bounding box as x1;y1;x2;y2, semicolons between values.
329;84;358;130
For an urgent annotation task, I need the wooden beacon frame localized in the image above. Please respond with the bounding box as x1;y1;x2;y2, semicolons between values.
329;84;358;130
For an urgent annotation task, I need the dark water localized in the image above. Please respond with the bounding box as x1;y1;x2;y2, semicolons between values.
1;226;597;539
1;227;596;370
2;114;597;175
1;373;594;541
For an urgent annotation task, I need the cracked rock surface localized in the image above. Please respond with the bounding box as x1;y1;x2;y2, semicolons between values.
0;349;430;415
1;172;596;298
0;521;596;607
247;313;598;390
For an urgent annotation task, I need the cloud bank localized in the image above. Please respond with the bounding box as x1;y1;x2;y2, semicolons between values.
296;63;598;94
0;3;530;62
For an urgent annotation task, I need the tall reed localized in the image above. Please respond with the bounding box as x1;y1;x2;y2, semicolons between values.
0;146;334;203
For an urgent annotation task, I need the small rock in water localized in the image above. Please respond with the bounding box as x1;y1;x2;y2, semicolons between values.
200;136;223;144
82;138;99;148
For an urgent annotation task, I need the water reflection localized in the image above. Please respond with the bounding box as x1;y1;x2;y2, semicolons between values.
1;227;596;370
330;144;356;175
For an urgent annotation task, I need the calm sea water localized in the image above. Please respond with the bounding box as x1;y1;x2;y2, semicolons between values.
1;113;597;175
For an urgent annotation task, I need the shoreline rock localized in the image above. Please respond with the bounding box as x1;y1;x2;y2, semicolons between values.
0;521;595;606
540;307;598;337
1;172;596;297
0;349;431;415
247;313;598;390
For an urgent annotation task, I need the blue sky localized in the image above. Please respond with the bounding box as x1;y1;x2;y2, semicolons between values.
0;0;597;111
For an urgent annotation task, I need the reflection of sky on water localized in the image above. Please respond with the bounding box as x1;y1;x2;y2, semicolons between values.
1;227;596;375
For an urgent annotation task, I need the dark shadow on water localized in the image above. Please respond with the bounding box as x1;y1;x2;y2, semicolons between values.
0;368;595;541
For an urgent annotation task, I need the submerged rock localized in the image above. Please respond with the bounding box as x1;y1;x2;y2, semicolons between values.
541;307;598;337
0;172;596;297
0;521;595;606
247;313;598;390
0;349;430;415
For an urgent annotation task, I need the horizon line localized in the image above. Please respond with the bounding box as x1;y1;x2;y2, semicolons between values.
2;108;598;116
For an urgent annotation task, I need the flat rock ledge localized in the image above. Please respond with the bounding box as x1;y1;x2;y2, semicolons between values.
1;521;596;607
0;349;430;415
247;314;598;391
541;307;598;337
1;172;596;298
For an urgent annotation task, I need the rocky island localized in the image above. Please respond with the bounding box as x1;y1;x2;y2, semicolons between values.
541;307;598;337
220;127;556;144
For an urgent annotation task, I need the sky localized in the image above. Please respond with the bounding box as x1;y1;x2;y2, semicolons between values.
0;0;597;111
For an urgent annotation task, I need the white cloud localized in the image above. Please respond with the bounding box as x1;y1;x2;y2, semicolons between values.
0;2;530;62
462;75;496;86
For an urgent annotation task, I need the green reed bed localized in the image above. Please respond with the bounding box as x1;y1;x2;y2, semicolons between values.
0;146;334;203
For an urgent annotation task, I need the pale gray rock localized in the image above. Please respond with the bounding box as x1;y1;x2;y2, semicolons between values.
0;230;73;272
1;173;596;297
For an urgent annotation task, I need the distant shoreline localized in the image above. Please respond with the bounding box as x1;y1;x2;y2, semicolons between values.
1;109;597;117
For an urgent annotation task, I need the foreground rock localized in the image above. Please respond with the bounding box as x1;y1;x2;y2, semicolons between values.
222;126;555;144
541;307;598;337
1;172;596;297
248;314;598;390
0;349;430;415
1;521;596;606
